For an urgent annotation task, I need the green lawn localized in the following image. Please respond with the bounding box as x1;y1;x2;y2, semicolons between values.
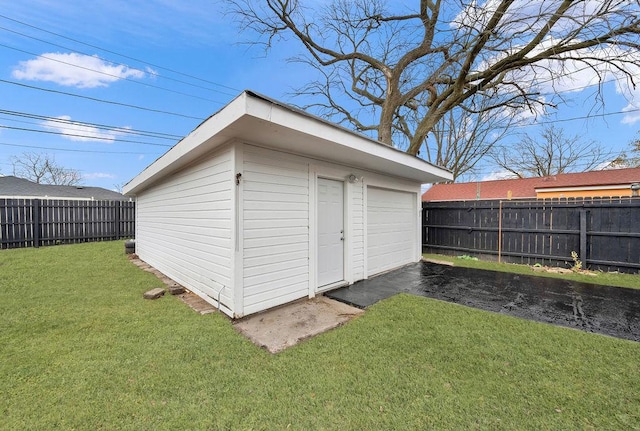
1;242;639;430
424;253;640;290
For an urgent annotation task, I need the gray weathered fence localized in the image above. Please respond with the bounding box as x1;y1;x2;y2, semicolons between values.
422;197;640;274
0;198;135;249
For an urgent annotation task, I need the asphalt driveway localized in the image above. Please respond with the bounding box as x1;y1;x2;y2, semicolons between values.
326;261;640;342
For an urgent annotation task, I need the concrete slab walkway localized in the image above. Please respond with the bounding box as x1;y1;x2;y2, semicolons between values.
327;261;640;342
234;296;364;353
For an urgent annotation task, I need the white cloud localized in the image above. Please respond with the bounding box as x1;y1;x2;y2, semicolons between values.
616;74;640;125
621;103;640;125
41;115;122;142
84;172;116;180
451;1;640;125
501;97;548;124
146;66;159;79
453;1;607;34
473;41;640;125
481;170;518;181
12;52;145;88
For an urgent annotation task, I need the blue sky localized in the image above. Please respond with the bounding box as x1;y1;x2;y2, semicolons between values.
0;0;638;190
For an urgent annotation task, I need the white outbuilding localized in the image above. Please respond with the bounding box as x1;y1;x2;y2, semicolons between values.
124;91;452;318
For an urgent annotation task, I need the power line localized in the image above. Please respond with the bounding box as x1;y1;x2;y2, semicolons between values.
534;109;640;126
2;18;628;106
507;107;640;130
0;13;241;93
0;115;177;142
0;42;229;104
426;105;640;136
0;141;163;155
0;79;206;120
449;150;631;180
0;24;238;98
0;109;182;140
0;125;173;147
2;16;635;131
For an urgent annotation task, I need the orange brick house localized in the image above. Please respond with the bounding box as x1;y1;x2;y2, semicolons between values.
422;167;640;201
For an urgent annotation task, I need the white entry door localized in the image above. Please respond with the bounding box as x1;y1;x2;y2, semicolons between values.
317;178;344;287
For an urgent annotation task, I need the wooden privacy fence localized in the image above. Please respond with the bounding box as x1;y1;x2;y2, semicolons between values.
422;197;640;274
0;199;135;249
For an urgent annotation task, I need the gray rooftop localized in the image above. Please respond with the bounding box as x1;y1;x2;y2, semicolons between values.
0;176;130;201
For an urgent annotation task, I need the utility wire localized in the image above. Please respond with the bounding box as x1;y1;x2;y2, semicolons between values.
0;13;241;93
0;42;229;104
446;150;632;179
2;22;635;130
516;107;640;128
0;125;173;147
4;74;633;142
0;79;206;120
3;12;636;120
0;109;182;140
0;24;238;98
0;141;162;155
0;115;178;142
1;18;630;104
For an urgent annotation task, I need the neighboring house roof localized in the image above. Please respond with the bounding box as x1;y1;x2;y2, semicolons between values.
124;90;452;195
0;175;129;200
422;167;640;201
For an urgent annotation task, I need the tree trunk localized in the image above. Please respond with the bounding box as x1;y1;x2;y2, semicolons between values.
377;77;399;146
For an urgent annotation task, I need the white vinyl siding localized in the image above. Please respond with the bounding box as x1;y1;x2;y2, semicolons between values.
242;145;310;315
133;140;424;317
367;187;417;276
351;182;365;280
135;148;233;309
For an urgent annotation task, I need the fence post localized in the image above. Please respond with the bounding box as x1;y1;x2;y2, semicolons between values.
579;209;587;268
421;203;426;249
114;201;121;240
33;199;40;248
498;200;503;263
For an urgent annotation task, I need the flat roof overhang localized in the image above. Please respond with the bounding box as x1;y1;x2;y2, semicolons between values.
124;91;452;195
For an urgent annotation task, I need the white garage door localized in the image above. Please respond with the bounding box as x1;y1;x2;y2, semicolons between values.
367;187;417;276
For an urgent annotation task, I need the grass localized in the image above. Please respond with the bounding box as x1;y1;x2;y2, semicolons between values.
424;253;640;290
1;242;639;430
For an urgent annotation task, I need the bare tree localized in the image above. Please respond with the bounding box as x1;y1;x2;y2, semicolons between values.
424;100;520;180
227;0;640;172
610;133;640;168
11;152;82;186
113;182;126;194
489;126;615;178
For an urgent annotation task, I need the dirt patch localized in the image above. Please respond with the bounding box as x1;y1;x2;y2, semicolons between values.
178;292;217;315
129;256;216;314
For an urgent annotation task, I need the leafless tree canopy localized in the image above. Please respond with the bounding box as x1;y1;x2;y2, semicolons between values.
427;100;517;180
227;0;640;173
490;125;614;178
610;134;640;168
11;152;82;186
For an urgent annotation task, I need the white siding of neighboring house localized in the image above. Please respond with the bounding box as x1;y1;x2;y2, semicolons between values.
135;147;234;312
240;144;311;316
